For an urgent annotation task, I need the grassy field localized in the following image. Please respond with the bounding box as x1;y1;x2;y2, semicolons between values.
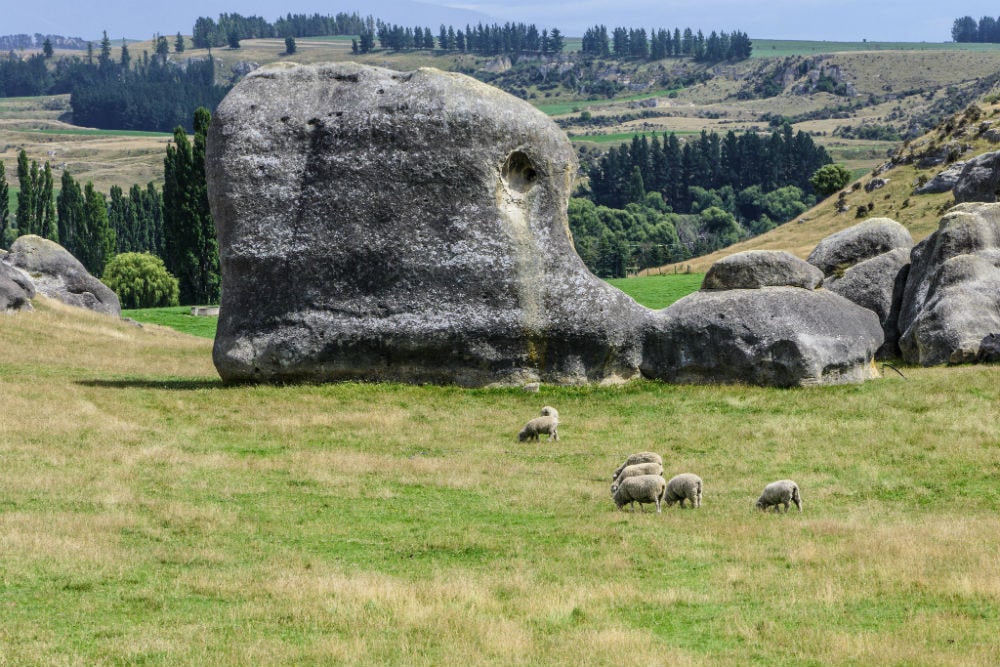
751;39;1000;58
122;306;221;339
1;295;998;666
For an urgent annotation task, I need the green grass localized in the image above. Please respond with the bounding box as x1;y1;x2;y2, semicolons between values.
122;306;219;338
606;272;705;308
2;298;999;665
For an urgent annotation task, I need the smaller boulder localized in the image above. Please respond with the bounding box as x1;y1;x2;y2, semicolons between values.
4;235;120;316
641;288;883;388
807;217;913;276
702;250;823;290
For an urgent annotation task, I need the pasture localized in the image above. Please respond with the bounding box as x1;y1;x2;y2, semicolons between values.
1;296;997;666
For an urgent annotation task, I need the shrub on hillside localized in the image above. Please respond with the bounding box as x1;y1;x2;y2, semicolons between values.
103;252;180;309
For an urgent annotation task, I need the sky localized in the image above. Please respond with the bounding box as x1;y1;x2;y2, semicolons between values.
4;0;995;43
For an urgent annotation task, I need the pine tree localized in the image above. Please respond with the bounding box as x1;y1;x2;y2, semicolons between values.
175;32;186;53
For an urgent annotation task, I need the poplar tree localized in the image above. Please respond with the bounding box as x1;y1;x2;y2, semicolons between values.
57;170;86;258
38;162;56;241
163;107;219;305
15;150;32;235
0;162;9;246
79;182;114;276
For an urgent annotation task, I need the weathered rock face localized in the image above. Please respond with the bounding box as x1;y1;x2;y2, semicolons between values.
702;250;823;290
207;63;650;386
823;248;910;359
640;287;884;387
0;257;36;311
3;235;120;316
898;202;1000;365
952;151;1000;203
807;218;913;359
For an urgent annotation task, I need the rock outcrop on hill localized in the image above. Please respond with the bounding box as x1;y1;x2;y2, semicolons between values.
2;235;120;316
952;150;1000;203
641;250;883;387
898;202;1000;365
807;219;913;359
207;62;651;386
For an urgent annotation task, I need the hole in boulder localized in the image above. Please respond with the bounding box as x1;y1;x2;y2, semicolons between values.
502;151;538;194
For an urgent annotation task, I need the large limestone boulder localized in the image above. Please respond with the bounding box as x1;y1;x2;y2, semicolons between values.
898;202;1000;365
807;218;913;359
702;250;823;290
207;62;650;386
3;235;120;316
641;287;884;387
0;256;35;311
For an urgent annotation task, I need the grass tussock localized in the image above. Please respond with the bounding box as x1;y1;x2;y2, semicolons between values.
1;298;999;666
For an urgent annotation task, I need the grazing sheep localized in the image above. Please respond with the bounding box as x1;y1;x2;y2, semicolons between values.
755;479;802;513
663;473;703;508
540;405;559;419
518;415;559;442
612;461;664;489
612;451;663;480
611;474;667;512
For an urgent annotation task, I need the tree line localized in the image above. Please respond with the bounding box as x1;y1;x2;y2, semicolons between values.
580;25;752;62
568;126;832;276
363;21;565;56
2;108;218;307
951;15;1000;43
192;12;369;48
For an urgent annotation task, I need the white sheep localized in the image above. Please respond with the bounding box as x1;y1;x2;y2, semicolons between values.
612;451;663;480
612;461;664;489
540;405;559;419
518;415;559;442
755;479;802;513
663;473;703;508
611;474;667;512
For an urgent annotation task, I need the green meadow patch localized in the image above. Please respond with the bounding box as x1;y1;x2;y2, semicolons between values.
2;296;999;666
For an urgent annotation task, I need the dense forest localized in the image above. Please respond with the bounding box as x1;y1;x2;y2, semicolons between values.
567;126;831;276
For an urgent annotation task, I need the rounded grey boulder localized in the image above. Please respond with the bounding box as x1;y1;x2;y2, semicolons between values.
4;235;120;316
702;250;823;290
207;63;650;386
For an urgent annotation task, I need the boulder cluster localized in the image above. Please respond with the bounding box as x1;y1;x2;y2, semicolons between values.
1;235;120;316
205;62;999;388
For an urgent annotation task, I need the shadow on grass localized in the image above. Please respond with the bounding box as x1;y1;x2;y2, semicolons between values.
76;378;225;391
